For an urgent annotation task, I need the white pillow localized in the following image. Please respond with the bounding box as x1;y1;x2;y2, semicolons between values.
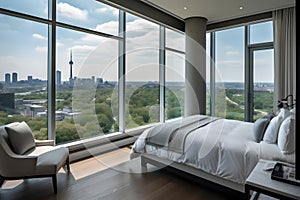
290;107;296;113
278;115;295;154
263;108;291;144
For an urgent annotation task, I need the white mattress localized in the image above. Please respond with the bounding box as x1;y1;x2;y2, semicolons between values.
130;118;291;184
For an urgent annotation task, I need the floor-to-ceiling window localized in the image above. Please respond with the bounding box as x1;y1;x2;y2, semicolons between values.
165;28;185;120
0;0;186;145
214;26;245;121
0;12;48;140
208;20;274;122
252;49;274;121
55;0;120;144
125;13;160;129
248;21;274;121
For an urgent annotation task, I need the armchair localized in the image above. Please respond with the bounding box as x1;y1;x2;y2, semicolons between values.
0;122;70;194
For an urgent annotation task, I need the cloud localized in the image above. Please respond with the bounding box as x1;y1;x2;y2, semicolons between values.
81;18;159;46
226;51;240;56
165;28;185;51
35;46;47;53
71;45;97;56
95;7;118;16
57;3;88;21
126;19;158;32
57;41;64;48
126;19;159;50
95;21;118;36
81;21;118;43
32;33;47;40
217;60;243;66
96;7;108;13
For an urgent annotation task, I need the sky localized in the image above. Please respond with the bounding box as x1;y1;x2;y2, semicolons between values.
0;0;273;83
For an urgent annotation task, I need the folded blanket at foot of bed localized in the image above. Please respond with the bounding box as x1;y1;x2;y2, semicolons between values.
146;115;219;153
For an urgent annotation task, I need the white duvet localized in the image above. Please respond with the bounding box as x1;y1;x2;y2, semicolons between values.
130;117;293;184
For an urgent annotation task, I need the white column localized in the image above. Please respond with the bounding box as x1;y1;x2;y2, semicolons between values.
185;17;207;116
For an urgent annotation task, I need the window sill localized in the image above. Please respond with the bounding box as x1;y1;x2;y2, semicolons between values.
57;122;159;162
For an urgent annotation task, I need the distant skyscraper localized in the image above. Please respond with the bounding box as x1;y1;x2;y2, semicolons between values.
5;73;10;84
56;70;62;86
12;72;17;83
97;78;103;84
69;50;74;82
28;76;33;82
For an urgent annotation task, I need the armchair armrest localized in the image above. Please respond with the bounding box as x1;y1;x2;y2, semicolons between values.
35;139;55;147
1;154;38;177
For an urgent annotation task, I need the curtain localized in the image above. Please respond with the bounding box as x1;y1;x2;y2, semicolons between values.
273;7;296;111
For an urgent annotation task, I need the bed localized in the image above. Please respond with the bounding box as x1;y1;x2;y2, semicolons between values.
130;114;295;193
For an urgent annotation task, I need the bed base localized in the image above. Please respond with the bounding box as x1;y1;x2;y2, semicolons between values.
141;153;247;199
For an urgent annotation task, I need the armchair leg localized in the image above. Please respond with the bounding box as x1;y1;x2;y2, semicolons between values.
0;176;5;187
52;175;57;194
66;156;70;172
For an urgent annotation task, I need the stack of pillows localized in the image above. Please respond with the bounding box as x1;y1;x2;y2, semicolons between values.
253;107;295;154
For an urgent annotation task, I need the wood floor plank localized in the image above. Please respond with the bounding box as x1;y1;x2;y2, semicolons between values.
0;147;231;200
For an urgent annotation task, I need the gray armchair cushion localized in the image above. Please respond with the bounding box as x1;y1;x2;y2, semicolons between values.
36;147;69;175
5;121;36;155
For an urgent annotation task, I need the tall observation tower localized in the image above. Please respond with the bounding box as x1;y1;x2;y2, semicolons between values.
69;50;74;82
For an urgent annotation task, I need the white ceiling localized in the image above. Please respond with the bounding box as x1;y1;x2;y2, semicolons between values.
144;0;295;23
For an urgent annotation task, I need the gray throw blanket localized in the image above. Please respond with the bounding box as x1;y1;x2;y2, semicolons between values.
146;115;219;153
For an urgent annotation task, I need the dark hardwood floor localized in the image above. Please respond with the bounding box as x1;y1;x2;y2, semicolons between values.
0;147;233;200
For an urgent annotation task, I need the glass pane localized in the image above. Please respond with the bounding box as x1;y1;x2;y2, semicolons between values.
56;27;118;144
57;0;119;36
249;21;273;44
166;28;185;52
215;27;245;121
125;13;159;129
0;14;48;139
165;51;184;120
0;0;48;19
253;49;274;121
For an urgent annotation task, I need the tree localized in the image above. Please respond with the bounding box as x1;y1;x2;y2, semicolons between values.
97;114;114;133
56;121;80;144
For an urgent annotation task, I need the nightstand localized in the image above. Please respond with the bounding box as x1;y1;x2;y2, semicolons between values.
245;159;300;200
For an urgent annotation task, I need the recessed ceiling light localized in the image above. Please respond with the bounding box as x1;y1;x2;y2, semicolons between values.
239;6;244;10
184;6;188;10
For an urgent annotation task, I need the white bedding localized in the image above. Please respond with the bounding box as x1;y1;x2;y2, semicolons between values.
130;116;293;184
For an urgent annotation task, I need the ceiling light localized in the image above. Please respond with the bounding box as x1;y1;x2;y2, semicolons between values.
184;6;188;10
239;6;244;10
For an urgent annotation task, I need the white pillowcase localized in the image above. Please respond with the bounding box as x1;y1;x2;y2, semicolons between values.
263;108;291;144
290;107;296;113
278;115;295;154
